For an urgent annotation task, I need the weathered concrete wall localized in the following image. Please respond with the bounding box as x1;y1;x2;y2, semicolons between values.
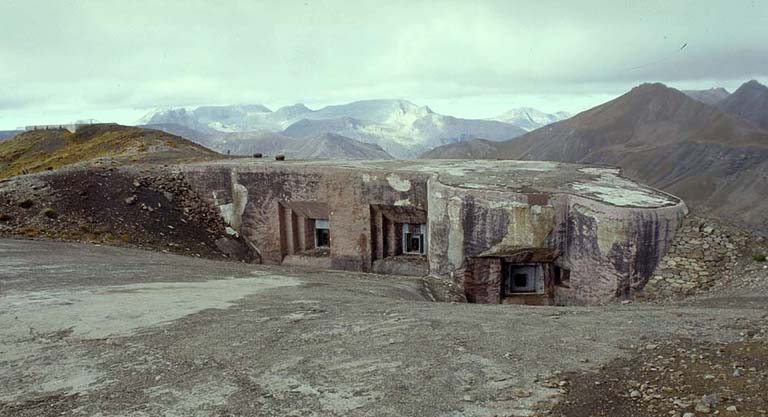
427;179;466;277
461;257;501;303
428;181;686;305
557;196;686;304
372;256;429;276
184;164;428;272
182;160;687;305
427;180;556;273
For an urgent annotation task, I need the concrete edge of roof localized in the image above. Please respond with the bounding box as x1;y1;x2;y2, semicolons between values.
179;158;686;210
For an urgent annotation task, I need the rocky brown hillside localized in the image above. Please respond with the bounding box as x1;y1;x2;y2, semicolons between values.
422;83;768;233
718;80;768;131
0;124;220;179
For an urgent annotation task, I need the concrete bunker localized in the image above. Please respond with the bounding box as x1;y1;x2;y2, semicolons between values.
182;159;687;306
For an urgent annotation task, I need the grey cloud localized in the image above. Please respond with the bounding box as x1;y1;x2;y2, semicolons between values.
1;0;767;127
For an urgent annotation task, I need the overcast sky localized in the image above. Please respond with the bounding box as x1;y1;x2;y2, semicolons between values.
1;0;767;129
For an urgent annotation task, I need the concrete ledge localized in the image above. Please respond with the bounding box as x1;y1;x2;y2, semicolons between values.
372;256;429;277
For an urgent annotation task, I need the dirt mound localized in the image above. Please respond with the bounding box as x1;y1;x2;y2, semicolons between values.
0;165;254;261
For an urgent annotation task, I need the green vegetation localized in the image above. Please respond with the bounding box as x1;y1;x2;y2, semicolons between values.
754;253;767;262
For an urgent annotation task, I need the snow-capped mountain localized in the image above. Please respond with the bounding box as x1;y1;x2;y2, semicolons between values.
490;107;571;131
138;99;527;158
299;99;433;124
140;104;275;133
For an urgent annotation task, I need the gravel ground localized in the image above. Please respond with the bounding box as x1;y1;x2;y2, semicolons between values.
550;337;768;417
1;239;766;417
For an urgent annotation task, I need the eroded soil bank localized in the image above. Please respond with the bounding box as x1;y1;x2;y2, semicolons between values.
0;165;254;261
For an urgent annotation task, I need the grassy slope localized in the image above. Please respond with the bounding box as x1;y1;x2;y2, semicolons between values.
0;125;219;179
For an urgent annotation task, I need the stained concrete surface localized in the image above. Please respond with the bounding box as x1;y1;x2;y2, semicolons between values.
183;158;686;305
1;238;765;417
185;159;680;208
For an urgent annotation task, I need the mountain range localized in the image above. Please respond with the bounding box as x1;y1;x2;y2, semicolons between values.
211;131;393;159
423;80;768;232
489;107;571;131
139;100;543;158
6;80;768;231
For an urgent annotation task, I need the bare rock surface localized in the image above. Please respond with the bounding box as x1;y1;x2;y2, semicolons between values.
1;239;766;416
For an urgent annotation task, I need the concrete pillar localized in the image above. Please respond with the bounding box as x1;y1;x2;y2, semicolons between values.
278;203;287;258
304;217;316;250
488;259;502;303
373;210;384;260
284;206;295;255
386;218;397;258
296;214;307;252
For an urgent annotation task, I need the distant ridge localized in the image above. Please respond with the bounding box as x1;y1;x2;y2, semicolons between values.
682;87;730;106
140;123;216;147
490;107;571;131
0;130;22;141
211;131;393;160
